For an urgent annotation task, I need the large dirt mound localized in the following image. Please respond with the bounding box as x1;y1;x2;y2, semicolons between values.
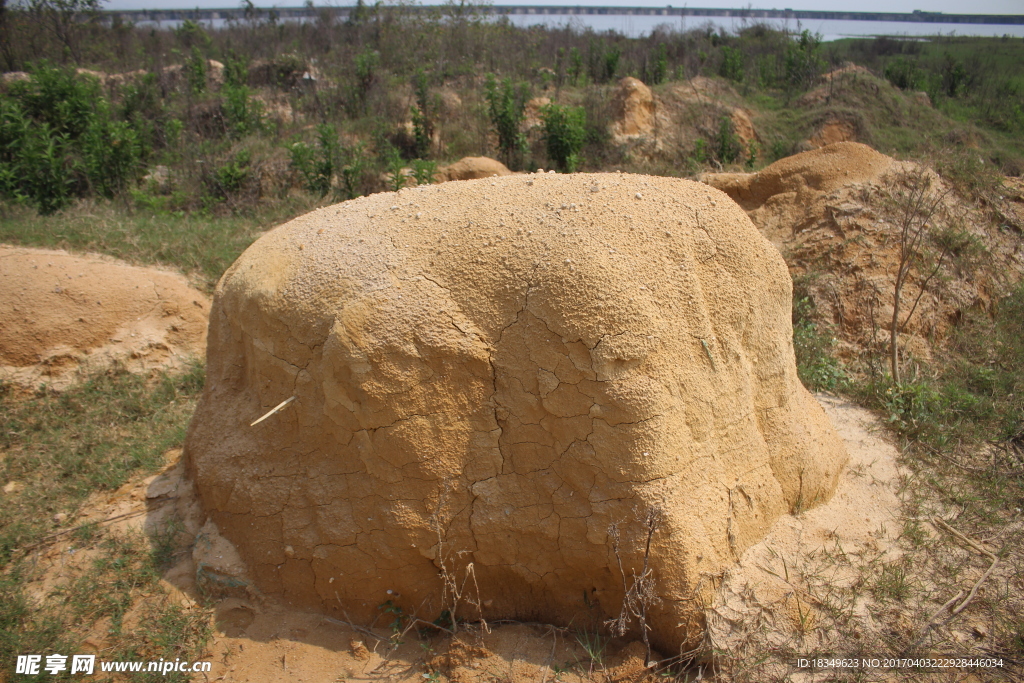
185;172;847;655
0;246;209;389
702;143;1024;356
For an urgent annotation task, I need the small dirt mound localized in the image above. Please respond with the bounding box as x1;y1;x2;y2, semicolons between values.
610;77;656;140
701;142;893;222
614;77;758;165
438;156;513;181
0;246;209;391
807;117;858;149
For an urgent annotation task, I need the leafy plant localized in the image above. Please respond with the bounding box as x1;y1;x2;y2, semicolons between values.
354;48;378;108
410;69;433;159
185;46;207;96
792;290;848;393
600;44;621;83
79;103;144;198
223;53;249;88
720;45;744;82
784;29;825;92
715;115;741;165
484;74;528;170
540;103;586;173
649;42;668;84
384;146;407;191
338;145;365;200
222;84;264;138
210;149;253;201
567;46;584;86
289;124;341;197
410;158;437;186
0;66;146;213
884;56;923;91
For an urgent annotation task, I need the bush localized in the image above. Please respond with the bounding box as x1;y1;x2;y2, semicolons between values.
185;46;207;96
540;103;586;173
792;288;848;393
410;69;433;159
715;116;741;165
784;30;825;91
884;56;923;91
720;45;744;82
0;65;146;214
484;74;528;170
289;124;340;197
647;43;668;85
209;149;253;201
222;85;264;138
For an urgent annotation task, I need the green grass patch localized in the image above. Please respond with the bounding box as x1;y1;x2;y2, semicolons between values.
0;199;314;287
1;532;213;683
0;364;204;564
0;363;211;681
792;279;849;393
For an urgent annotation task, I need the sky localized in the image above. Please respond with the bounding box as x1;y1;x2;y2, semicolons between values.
99;1;1024;15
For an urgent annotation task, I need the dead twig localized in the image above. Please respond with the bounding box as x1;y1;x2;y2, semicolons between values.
323;614;387;643
931;517;997;559
902;521;1005;656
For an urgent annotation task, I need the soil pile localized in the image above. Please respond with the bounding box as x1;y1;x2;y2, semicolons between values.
610;77;758;164
0;246;209;390
437;156;513;181
185;172;848;655
610;77;656;140
702;142;1024;355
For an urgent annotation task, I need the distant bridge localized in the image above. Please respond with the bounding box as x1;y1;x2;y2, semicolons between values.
100;6;1024;26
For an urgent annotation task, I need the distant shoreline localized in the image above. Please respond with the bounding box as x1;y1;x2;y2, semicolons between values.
98;6;1024;27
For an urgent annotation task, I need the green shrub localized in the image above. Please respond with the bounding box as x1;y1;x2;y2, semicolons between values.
384;146;407;191
691;138;710;166
884;56;923;91
210;149;253;201
80;104;144;198
289;124;340;197
222;85;264;138
720;45;744;82
185;46;207;95
540;103;586;173
410;69;433;159
354;49;378;110
792;290;848;393
568;47;584;86
648;43;668;85
715;116;741;165
338;144;365;200
0;65;146;214
600;45;621;83
784;30;825;91
484;74;528;170
223;54;249;88
410;158;437;186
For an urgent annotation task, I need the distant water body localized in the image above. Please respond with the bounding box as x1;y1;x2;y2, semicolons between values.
125;9;1024;42
503;14;1024;41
